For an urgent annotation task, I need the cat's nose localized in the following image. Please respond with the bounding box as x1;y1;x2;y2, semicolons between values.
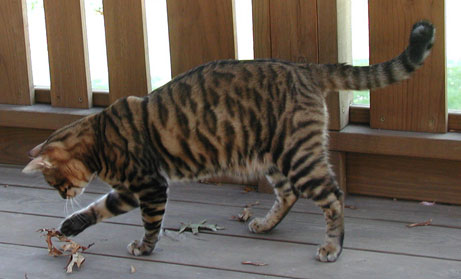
58;188;68;199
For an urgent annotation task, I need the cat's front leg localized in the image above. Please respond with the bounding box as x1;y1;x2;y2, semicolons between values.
60;189;139;236
127;183;167;256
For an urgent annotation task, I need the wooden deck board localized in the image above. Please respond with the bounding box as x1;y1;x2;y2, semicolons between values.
2;213;461;279
1;165;461;278
1;185;461;261
0;244;278;279
1;165;461;227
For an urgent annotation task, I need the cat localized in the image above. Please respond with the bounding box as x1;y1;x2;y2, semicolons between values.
23;21;434;262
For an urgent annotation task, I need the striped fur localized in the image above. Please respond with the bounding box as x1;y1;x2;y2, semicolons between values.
23;21;435;262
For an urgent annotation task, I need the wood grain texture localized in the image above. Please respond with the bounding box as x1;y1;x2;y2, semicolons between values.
269;0;318;63
349;106;370;124
167;0;236;77
4;211;461;278
0;0;33;105
0;104;102;130
252;0;271;59
0;245;260;279
368;0;446;132
351;107;461;131
35;88;109;107
318;0;352;131
2;180;461;266
329;125;461;161
43;0;91;108
0;127;52;165
3;165;461;225
347;153;461;205
103;0;151;104
448;113;461;132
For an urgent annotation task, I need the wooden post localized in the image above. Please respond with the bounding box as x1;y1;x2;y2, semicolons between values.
319;0;353;131
252;0;271;59
267;0;318;63
0;0;34;105
252;0;347;193
166;0;236;77
43;0;92;108
103;0;151;104
369;0;446;133
318;0;350;194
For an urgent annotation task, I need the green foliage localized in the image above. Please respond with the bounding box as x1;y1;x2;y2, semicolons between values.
448;65;461;111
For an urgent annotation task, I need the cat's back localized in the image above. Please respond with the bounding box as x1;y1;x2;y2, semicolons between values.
136;59;325;179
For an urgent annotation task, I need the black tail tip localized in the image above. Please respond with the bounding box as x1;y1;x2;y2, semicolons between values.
410;20;435;47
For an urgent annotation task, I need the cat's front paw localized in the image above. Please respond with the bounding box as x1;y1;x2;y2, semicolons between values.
127;240;155;256
248;217;270;234
315;242;342;262
59;212;94;237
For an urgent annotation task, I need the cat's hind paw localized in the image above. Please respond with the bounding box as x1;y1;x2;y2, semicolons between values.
127;240;154;256
315;242;342;262
248;217;270;234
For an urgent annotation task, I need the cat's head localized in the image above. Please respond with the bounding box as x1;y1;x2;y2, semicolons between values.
22;129;94;199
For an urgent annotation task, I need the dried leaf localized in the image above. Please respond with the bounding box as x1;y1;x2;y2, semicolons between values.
37;228;67;256
420;201;436;206
38;227;93;273
243;186;255;193
66;252;85;273
241;261;268;266
406;219;433;228
245;201;260;208
345;205;358;210
231;207;252;222
130;265;136;274
178;220;224;235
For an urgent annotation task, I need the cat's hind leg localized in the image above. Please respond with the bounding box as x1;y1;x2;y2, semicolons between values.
288;153;344;262
127;181;168;256
248;168;298;233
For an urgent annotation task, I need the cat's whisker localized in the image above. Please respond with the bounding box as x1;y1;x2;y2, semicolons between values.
70;197;76;214
73;196;83;209
65;198;69;217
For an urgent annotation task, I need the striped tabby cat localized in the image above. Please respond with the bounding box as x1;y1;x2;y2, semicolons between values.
23;21;434;262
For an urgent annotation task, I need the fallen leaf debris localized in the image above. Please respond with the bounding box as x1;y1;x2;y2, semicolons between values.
37;228;94;273
243;186;255;193
130;264;136;274
231;201;260;222
406;219;433;228
420;201;436;206
345;205;358;210
178;220;224;235
231;207;252;222
241;261;268;266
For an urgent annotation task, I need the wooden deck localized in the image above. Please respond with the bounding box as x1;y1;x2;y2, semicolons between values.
1;165;461;279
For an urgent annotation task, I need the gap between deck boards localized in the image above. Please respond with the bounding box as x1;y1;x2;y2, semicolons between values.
1;209;460;264
3;183;461;230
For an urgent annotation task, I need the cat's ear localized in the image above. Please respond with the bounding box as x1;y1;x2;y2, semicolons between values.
28;142;45;158
22;156;52;174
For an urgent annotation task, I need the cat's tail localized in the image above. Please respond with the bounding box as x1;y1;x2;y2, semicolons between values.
316;20;435;91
